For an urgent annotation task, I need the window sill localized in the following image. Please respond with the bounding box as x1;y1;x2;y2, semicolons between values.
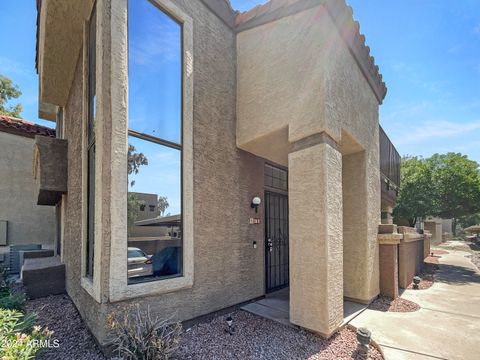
81;276;101;303
109;274;193;302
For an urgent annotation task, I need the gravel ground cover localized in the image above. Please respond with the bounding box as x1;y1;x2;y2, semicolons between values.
177;310;383;360
26;294;106;360
26;294;384;359
406;274;434;290
368;296;420;313
406;263;437;290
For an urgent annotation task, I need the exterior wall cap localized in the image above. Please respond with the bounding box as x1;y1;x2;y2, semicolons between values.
378;233;402;245
235;0;387;103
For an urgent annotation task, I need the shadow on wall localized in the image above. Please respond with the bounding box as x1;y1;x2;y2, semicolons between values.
435;263;480;285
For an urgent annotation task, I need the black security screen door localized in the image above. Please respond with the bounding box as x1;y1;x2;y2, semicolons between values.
265;191;289;292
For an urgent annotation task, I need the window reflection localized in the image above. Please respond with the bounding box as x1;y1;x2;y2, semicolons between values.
127;0;183;285
127;136;182;284
128;0;182;144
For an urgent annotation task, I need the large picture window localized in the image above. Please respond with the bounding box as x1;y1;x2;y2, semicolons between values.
127;0;183;285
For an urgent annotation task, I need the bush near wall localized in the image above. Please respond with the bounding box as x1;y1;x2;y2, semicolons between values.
0;266;52;359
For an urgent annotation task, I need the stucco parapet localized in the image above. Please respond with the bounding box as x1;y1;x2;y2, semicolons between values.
378;224;397;234
235;0;387;103
397;226;418;234
378;233;402;245
401;233;424;243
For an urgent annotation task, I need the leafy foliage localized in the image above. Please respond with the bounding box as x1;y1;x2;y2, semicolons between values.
0;268;51;359
0;291;26;311
393;156;435;226
427;153;480;220
0;309;36;336
0;310;52;360
157;196;169;217
107;305;182;360
0;74;23;118
457;212;480;230
394;153;480;230
128;144;148;187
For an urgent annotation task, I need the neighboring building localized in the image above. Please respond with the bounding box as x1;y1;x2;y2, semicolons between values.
0;115;56;268
34;0;398;344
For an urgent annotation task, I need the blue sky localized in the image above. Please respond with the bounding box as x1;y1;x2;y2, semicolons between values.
1;0;480;163
231;0;480;162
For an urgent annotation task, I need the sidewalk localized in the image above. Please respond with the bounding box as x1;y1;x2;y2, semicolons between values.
351;243;480;360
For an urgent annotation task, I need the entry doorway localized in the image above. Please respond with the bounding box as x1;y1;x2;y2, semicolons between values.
265;191;289;293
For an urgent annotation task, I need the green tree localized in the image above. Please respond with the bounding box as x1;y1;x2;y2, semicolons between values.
428;153;480;234
157;196;169;217
127;144;148;187
0;74;22;117
127;144;148;235
393;156;435;227
457;212;480;230
394;153;480;233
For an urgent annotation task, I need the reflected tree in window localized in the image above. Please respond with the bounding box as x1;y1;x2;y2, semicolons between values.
127;144;148;235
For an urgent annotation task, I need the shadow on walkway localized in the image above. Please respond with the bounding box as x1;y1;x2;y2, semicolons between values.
436;263;480;285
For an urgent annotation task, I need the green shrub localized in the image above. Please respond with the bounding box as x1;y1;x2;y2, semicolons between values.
0;291;26;311
0;265;11;296
0;309;52;360
0;309;36;335
107;305;182;360
1;326;52;360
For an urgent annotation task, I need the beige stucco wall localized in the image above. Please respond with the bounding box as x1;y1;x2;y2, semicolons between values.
46;0;384;345
0;132;55;259
61;48;108;340
289;142;343;337
237;4;381;305
58;0;269;345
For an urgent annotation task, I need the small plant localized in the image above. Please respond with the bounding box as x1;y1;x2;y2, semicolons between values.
0;326;52;360
0;309;36;336
0;265;11;296
0;291;27;311
107;305;182;360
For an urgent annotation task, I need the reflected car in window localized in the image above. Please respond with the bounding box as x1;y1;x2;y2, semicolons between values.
127;247;153;278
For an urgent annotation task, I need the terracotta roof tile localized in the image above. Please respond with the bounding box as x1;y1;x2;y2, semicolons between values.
0;114;55;139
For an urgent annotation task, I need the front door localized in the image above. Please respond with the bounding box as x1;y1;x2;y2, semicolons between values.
265;191;289;292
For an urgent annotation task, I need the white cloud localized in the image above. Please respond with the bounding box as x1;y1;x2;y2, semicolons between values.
130;22;181;67
393;120;480;146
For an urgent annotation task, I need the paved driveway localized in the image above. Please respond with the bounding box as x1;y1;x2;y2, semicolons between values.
351;245;480;360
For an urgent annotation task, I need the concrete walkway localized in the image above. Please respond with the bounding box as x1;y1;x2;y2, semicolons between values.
351;245;480;360
241;287;367;327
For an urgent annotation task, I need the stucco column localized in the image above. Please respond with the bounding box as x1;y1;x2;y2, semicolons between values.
289;141;343;337
342;150;380;303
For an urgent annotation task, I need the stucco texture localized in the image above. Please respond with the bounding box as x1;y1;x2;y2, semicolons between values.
237;1;381;328
61;48;108;341
0;132;55;253
55;0;383;345
289;143;343;337
59;0;268;345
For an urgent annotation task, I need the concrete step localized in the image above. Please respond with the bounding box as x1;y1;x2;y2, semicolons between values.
22;257;65;299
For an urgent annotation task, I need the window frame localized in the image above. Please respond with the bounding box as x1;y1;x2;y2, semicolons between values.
126;0;184;284
85;4;97;280
108;0;194;301
81;1;102;303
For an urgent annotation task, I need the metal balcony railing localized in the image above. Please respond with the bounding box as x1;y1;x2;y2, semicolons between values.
379;126;400;189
